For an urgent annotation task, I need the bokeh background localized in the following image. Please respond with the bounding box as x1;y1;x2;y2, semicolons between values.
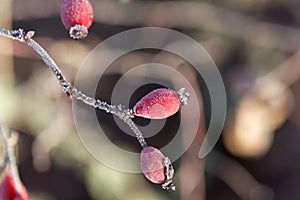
1;0;300;199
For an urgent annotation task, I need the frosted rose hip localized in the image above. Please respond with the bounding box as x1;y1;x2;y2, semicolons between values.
140;146;166;184
133;88;181;119
140;146;176;190
60;0;94;39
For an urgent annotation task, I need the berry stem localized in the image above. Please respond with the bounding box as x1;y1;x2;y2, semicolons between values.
0;27;147;148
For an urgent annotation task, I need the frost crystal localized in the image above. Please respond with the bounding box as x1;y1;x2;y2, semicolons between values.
177;88;190;105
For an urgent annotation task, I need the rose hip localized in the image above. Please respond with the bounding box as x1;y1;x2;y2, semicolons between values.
133;88;182;119
60;0;94;39
0;173;29;200
140;146;166;184
140;146;175;190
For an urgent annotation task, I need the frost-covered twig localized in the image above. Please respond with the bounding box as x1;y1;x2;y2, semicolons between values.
0;27;147;148
0;124;7;175
0;119;23;196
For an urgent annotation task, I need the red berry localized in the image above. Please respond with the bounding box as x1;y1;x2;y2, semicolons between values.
0;173;29;200
60;0;94;39
140;146;166;184
133;88;181;119
140;146;176;190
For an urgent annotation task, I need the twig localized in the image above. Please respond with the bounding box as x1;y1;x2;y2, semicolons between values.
0;124;8;175
0;27;147;148
0;119;23;196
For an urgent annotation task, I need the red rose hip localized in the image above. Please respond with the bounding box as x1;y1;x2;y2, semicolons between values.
140;146;166;184
0;173;29;200
140;146;175;190
60;0;94;39
133;88;189;119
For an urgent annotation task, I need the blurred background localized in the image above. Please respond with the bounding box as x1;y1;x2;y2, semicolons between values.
1;0;300;199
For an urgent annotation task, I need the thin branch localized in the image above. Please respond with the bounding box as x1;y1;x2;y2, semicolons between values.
0;27;147;148
0;119;22;196
0;124;8;175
